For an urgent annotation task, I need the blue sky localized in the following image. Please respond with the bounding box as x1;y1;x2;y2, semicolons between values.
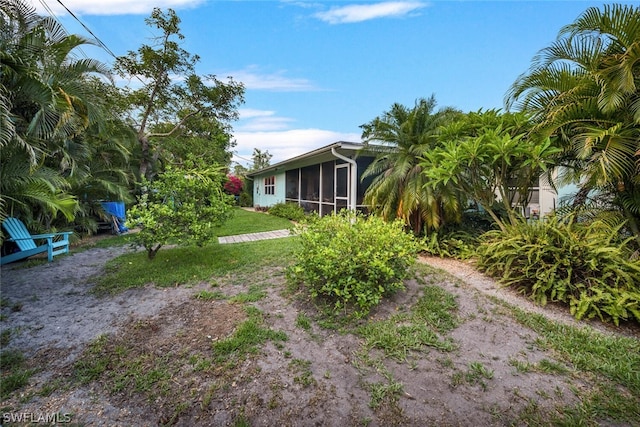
32;0;632;166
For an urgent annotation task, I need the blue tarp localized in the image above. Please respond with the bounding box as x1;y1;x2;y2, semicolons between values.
101;201;129;234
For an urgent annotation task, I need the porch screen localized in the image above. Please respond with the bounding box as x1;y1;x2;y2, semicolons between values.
285;169;299;200
321;161;334;215
300;164;320;212
300;165;319;201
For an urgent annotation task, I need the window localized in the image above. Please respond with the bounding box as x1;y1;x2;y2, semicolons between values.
264;176;275;195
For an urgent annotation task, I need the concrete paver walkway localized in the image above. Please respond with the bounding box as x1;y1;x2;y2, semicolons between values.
218;229;291;244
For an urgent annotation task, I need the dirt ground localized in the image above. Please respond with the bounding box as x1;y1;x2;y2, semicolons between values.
0;238;638;426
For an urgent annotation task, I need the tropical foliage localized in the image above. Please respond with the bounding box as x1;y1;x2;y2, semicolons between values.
361;96;463;234
421;110;560;231
0;0;134;231
1;1;244;243
506;3;640;245
476;214;640;325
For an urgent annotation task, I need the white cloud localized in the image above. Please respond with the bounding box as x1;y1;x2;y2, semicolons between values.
31;0;204;16
236;109;295;132
229;66;320;92
232;129;362;166
239;108;276;119
315;1;427;24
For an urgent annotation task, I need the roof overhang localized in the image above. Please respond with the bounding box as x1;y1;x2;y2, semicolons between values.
246;141;376;178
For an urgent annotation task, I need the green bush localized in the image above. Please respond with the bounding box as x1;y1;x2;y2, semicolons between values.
287;211;419;318
127;160;235;259
475;215;640;325
422;230;477;259
268;202;306;222
238;191;252;207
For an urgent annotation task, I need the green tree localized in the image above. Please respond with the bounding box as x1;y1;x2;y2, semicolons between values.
127;158;235;259
506;3;640;243
250;148;272;171
360;96;463;234
156;115;234;168
0;0;130;229
113;8;245;180
421;110;560;231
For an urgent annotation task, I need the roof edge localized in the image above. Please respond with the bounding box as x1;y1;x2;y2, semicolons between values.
246;141;364;177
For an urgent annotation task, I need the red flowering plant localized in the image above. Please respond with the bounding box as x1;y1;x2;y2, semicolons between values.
224;175;243;196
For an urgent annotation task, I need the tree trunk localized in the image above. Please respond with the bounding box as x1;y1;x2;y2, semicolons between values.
139;134;151;181
147;244;163;260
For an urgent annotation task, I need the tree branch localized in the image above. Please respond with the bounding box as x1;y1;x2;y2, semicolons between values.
146;110;201;138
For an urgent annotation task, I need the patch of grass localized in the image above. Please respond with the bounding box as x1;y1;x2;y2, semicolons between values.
74;335;111;384
537;358;570;375
367;377;404;409
357;285;458;361
95;237;297;295
216;208;294;237
509;305;640;395
212;308;287;363
77;232;134;250
465;361;494;390
494;299;640;424
0;349;34;399
411;283;459;334
194;290;227;301
516;382;640;426
289;358;316;388
451;362;494;391
69;248;287;424
0;329;11;346
295;313;312;331
508;358;533;373
229;284;267;303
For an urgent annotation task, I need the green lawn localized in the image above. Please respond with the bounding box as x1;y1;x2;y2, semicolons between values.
216;208;294;237
94;208;298;294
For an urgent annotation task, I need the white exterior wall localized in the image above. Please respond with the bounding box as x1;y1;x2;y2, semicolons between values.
531;184;556;218
253;171;286;208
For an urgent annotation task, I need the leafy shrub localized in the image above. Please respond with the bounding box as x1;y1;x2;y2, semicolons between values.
268;202;306;222
475;215;640;325
238;190;252;207
224;175;243;195
287;211;419;317
422;230;477;259
128;160;235;259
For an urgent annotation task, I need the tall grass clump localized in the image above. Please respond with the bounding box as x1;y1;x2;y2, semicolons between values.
287;211;419;318
475;215;640;325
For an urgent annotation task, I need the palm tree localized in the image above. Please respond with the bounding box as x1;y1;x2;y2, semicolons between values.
361;96;463;234
0;0;133;230
506;4;640;243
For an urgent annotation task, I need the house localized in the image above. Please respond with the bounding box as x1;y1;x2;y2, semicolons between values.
246;141;376;216
247;140;565;220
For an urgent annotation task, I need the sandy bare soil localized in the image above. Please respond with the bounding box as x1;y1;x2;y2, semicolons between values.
0;243;638;426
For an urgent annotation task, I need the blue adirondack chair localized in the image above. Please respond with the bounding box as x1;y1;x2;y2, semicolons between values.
1;218;73;265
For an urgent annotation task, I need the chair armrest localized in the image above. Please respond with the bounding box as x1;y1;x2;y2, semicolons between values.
7;232;73;242
30;232;73;239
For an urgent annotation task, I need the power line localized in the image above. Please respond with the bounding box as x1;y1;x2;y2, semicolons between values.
40;0;147;87
38;0;88;59
52;0;119;60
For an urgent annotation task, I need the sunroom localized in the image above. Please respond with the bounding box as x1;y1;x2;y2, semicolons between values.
246;142;376;216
